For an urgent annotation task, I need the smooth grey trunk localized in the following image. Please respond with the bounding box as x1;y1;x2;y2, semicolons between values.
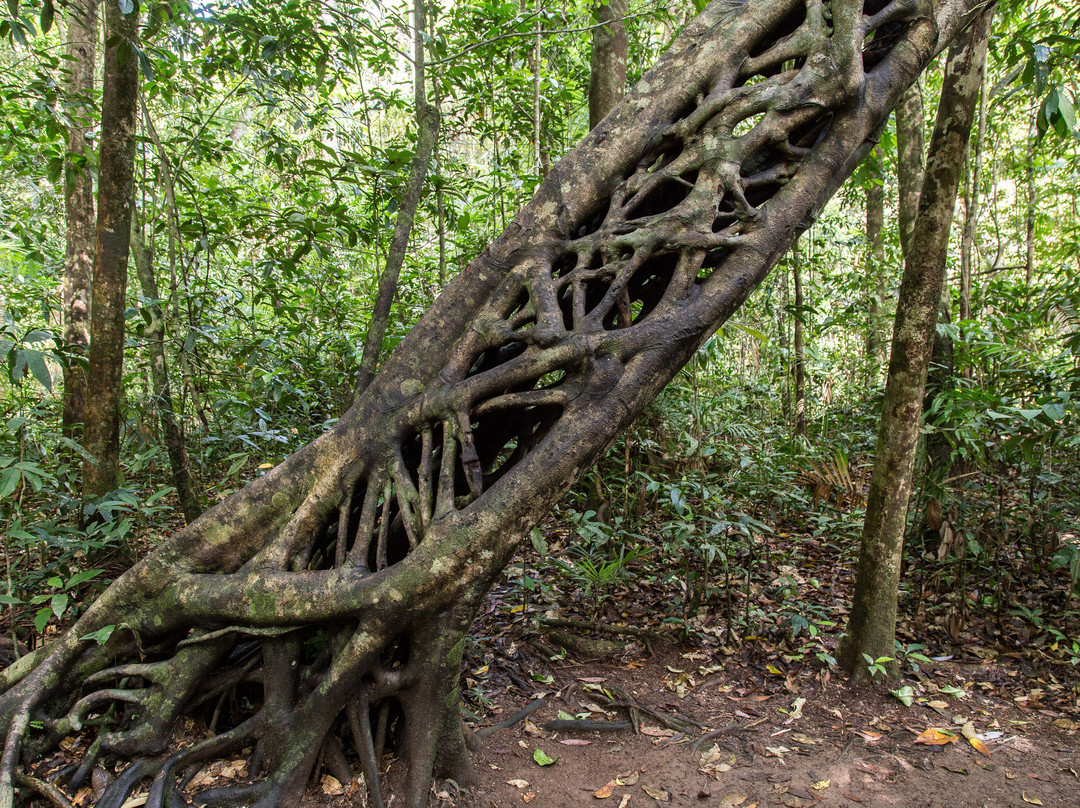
61;0;98;455
838;6;993;679
130;219;203;524
589;0;629;130
353;0;439;400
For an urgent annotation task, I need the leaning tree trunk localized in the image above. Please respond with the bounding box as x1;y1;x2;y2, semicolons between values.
0;2;984;807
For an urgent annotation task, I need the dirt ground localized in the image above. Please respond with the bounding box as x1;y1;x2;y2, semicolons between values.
451;646;1079;808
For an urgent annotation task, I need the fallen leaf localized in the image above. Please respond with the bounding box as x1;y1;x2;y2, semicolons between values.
641;784;670;802
942;764;968;775
927;700;949;710
618;795;632;808
765;746;791;757
853;730;883;742
119;798;148;808
578;677;607;683
639;725;675;738
320;775;344;796
507;779;530;789
595;781;616;799
766;664;784;675
811;779;830;791
616;771;640;786
1053;718;1079;731
960;722;977;740
914;727;958;745
717;793;748;808
523;791;536;803
970;737;992;758
789;732;818;745
788;697;806;720
559;738;592;746
1021;793;1043;805
840;791;863;803
533;747;558;766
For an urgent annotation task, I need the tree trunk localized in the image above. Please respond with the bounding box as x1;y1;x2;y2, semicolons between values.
1024;112;1036;284
1;3;985;806
792;244;807;438
837;6;993;679
589;0;629;130
895;81;924;260
959;78;986;323
130;218;203;524
60;0;98;457
353;0;439;400
865;145;886;381
81;0;141;503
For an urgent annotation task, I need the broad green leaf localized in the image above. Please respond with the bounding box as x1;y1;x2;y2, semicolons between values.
66;569;105;589
50;593;69;620
1042;402;1067;421
23;349;52;392
34;607;52;634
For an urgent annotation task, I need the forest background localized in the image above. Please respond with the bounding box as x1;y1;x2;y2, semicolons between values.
1;0;1079;735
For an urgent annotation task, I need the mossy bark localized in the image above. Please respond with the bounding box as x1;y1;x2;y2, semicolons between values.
82;0;140;502
838;6;993;679
3;2;986;806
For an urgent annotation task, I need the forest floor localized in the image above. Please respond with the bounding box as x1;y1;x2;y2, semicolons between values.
434;517;1080;808
8;514;1080;808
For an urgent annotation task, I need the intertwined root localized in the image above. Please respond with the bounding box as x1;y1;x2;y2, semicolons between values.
2;1;956;805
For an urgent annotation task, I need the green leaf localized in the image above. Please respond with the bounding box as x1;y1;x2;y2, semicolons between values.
0;468;20;498
39;0;53;34
890;685;915;706
529;527;548;558
532;746;557;766
50;593;69;620
66;569;105;589
23;349;52;392
1042;402;1067;421
0;594;22;605
119;0;134;14
34;607;52;634
81;624;117;645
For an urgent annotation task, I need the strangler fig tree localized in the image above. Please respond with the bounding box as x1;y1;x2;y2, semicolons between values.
1;1;986;806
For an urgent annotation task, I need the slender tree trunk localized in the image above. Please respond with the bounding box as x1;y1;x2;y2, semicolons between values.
2;3;986;807
353;0;439;400
838;6;993;679
865;145;886;381
895;81;925;260
792;245;807;438
60;0;98;456
82;0;140;502
959;79;986;323
589;0;629;130
130;218;203;524
1024;112;1036;284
